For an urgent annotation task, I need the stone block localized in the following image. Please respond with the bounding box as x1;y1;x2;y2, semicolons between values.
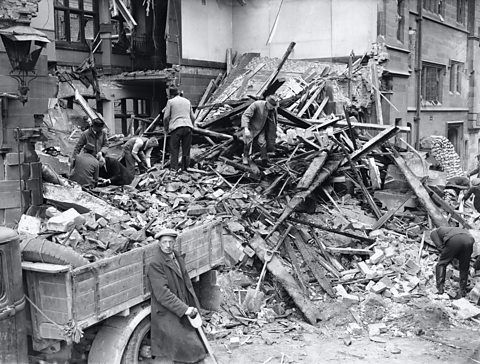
187;205;208;216
384;246;395;258
47;208;86;232
5;152;24;166
370;250;385;265
371;281;387;294
357;261;372;276
404;259;421;275
452;298;480;320
17;214;42;235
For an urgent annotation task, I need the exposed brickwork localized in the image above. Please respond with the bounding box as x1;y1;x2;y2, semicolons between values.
0;0;40;23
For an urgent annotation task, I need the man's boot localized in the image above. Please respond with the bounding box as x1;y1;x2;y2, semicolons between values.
436;265;446;294
458;278;468;298
260;146;269;167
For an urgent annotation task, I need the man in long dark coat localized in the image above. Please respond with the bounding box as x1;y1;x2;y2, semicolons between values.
147;229;206;363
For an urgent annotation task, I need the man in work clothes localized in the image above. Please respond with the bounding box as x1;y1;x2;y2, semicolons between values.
241;95;279;166
71;118;107;163
163;88;195;172
430;227;475;298
147;229;206;364
98;155;134;186
70;143;100;188
120;136;159;176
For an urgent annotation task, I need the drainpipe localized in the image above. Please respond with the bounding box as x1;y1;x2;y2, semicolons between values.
414;0;423;149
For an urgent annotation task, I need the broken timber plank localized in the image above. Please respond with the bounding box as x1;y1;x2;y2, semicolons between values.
325;247;373;255
297;83;324;118
340;126;400;167
308;119;410;132
197;101;253;129
391;152;448;227
424;184;472;229
288;217;375;243
283;235;308;293
291;229;335;297
312;97;329;120
296;152;328;190
193;127;233;140
250;235;318;325
278;107;312;128
219;156;262;178
372;191;414;230
257;41;296;97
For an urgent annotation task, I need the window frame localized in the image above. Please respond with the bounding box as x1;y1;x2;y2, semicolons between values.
449;61;463;94
423;0;445;17
456;0;466;24
0;251;5;302
54;0;98;47
396;0;405;43
422;62;445;105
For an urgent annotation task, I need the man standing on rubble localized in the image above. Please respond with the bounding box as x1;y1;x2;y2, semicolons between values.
120;136;159;176
71;118;107;165
430;227;475;298
147;229;206;364
70;143;100;188
241;95;278;166
163;87;195;173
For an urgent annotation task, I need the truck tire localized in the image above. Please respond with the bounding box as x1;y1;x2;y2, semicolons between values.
121;316;151;364
20;237;89;268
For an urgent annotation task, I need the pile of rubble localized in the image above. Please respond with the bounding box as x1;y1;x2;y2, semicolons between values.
18;42;480;339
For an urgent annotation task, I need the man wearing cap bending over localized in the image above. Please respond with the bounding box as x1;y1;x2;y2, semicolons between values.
241;95;279;166
71;118;107;165
120;136;159;176
70;143;100;189
147;229;206;364
430;227;475;298
163;88;195;173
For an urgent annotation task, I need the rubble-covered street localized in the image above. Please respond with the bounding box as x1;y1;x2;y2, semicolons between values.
3;1;480;363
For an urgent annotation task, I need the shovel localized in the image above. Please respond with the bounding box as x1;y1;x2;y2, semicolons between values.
188;313;218;364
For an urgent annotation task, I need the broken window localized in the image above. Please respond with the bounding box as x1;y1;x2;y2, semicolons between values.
54;0;98;44
457;0;465;24
422;63;444;104
449;61;463;94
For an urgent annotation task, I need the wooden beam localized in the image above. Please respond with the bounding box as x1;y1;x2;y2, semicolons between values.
278;107;312;128
257;41;296;97
307;119;410;132
250;235;318;325
291;229;335;297
341;126;400;166
391;152;448;227
372;191;414;230
193;127;233;140
197;101;253;129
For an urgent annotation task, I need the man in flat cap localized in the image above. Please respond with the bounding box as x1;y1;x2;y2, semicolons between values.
241;95;279;166
72;117;108;166
70;143;100;189
147;229;206;363
430;227;475;298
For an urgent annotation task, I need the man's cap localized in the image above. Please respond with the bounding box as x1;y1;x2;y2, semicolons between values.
472;178;480;186
84;143;95;152
266;95;279;107
92;118;105;127
155;228;178;239
169;87;179;97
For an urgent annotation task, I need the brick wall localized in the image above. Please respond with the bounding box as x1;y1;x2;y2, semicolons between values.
0;0;40;23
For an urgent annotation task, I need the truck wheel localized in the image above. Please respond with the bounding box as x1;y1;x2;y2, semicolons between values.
20;237;89;268
121;316;152;364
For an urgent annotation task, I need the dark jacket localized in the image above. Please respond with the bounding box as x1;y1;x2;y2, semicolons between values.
431;227;472;249
464;186;480;212
72;128;107;160
241;100;277;150
70;153;99;188
99;157;134;185
147;247;206;362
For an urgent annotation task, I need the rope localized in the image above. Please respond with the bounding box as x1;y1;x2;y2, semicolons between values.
25;295;84;344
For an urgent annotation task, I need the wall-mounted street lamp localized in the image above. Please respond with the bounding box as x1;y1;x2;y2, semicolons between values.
0;26;50;105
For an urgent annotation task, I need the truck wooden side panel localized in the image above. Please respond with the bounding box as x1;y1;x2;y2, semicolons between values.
23;221;224;343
